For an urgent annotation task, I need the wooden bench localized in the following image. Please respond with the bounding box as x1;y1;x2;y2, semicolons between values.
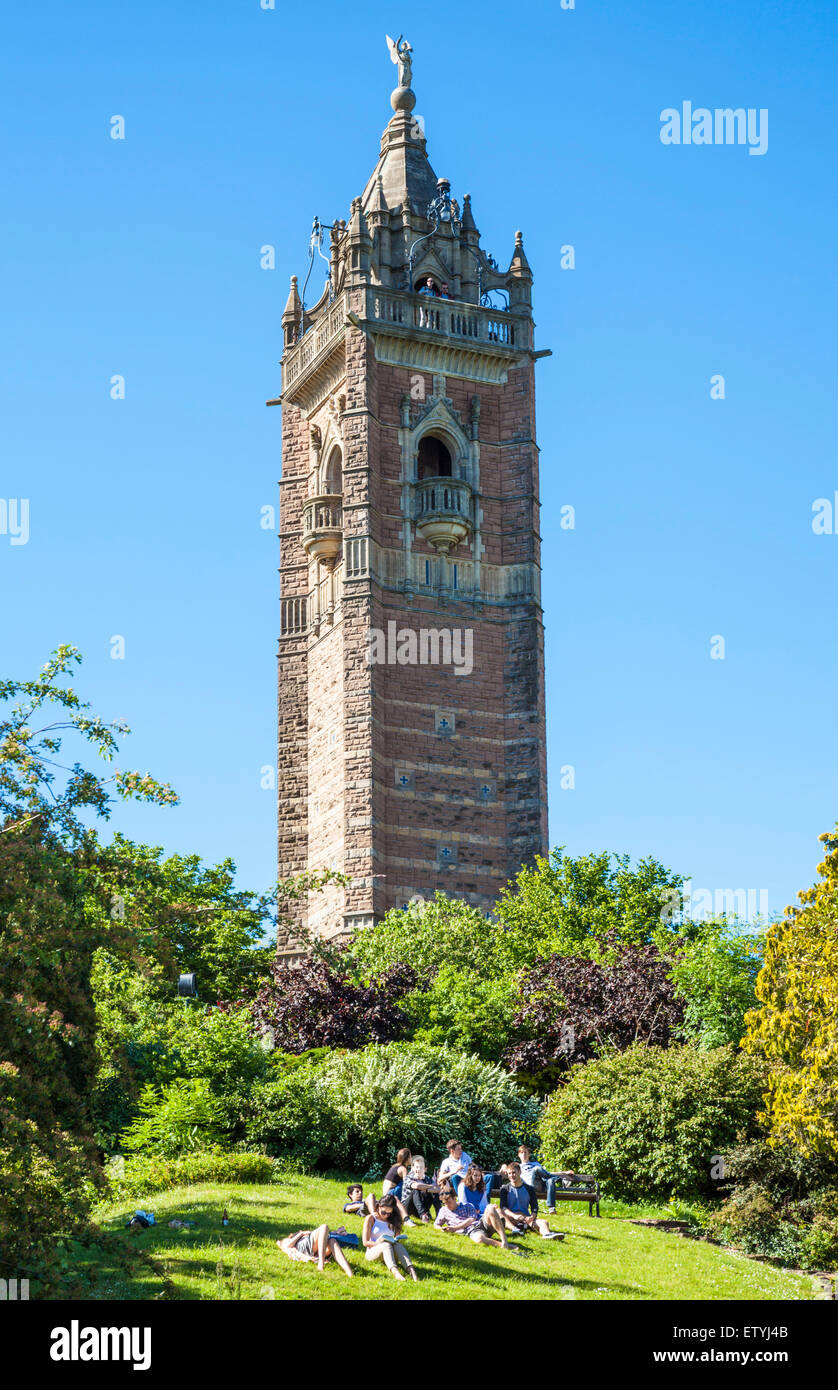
532;1174;601;1218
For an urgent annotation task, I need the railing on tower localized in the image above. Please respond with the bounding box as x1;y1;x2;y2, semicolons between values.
366;286;532;350
282;286;532;393
414;476;472;519
283;293;347;387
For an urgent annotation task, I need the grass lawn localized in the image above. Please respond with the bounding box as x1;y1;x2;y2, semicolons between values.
83;1174;819;1301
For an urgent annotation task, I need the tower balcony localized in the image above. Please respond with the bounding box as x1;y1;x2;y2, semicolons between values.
302;494;343;563
364;286;533;386
368;286;531;348
414;477;472;554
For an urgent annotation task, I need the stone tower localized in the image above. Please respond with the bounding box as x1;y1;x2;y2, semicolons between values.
271;38;549;952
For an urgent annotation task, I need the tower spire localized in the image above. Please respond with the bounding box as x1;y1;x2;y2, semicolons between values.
363;35;438;218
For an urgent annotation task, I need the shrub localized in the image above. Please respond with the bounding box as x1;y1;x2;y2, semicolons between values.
92;981;272;1151
701;1137;838;1270
744;823;838;1160
799;1216;838;1271
239;1043;540;1172
120;1078;225;1156
505;939;685;1087
250;954;417;1052
715;1137;838;1205
539;1044;767;1200
102;1149;277;1202
709;1198;802;1265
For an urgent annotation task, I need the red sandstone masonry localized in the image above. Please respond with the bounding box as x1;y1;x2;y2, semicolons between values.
276;130;547;944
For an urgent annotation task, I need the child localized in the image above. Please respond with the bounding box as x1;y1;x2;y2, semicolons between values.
401;1155;441;1222
278;1224;354;1277
361;1194;418;1281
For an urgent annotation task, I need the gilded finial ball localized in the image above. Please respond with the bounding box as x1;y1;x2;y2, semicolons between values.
391;85;416;112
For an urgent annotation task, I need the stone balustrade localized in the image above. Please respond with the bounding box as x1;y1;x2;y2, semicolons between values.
302;494;343;562
367;286;531;350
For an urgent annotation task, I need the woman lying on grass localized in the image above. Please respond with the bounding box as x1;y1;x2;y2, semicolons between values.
361;1194;419;1281
278;1224;354;1277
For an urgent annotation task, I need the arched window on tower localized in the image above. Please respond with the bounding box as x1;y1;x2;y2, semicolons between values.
417;434;452;480
323;445;342;494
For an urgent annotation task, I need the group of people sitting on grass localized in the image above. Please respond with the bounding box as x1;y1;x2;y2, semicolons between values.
279;1140;581;1282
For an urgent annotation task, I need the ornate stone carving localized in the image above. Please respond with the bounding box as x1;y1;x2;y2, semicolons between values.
385;34;413;89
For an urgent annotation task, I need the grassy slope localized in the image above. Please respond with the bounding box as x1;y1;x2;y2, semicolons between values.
84;1175;818;1302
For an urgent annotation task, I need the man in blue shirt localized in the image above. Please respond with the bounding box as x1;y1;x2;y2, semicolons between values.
498;1162;564;1239
416;275;439;328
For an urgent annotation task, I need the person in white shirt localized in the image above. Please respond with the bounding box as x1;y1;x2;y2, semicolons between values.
361;1195;418;1281
437;1139;473;1197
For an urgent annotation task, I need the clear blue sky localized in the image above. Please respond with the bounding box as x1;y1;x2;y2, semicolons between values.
2;1;836;918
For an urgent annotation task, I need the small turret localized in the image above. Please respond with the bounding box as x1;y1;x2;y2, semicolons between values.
282;274;302;347
346;196;372;285
366;175;392;286
507;230;533;313
459;193;481;302
460;193;478;236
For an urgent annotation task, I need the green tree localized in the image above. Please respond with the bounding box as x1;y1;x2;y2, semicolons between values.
347;896;518;1062
84;834;274;1003
494;849;685;966
347;859;689;1065
348;893;492;978
89;859;346;1150
0;646;176;1289
670;917;765;1049
744;825;838;1160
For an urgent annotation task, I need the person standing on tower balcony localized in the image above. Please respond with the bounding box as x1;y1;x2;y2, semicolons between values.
417;274;439;327
439;281;452;299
